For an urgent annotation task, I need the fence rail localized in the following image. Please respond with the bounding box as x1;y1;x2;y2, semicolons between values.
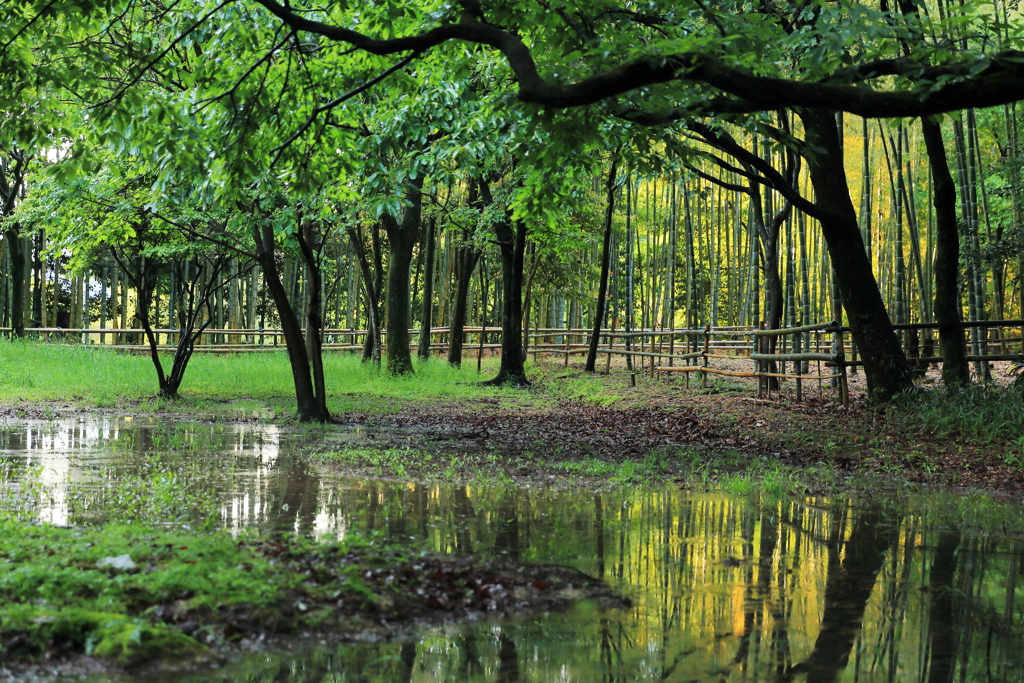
5;319;1023;405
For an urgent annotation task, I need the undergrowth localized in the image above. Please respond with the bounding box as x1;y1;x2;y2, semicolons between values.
895;383;1024;464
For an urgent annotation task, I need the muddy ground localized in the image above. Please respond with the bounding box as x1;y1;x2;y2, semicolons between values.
3;356;1023;495
331;360;1024;495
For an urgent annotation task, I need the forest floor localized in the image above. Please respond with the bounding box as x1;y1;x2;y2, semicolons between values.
312;356;1024;497
2;343;1023;496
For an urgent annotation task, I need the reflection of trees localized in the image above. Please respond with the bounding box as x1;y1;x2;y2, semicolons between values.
927;530;960;683
454;484;475;554
496;631;519;683
272;456;320;535
14;419;1012;683
787;506;901;683
730;504;778;673
595;493;605;578
494;494;521;560
460;631;484;679
398;641;415;683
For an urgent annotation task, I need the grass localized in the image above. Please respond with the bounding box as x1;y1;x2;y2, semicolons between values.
892;383;1024;467
0;339;529;414
0;339;659;415
312;447;431;479
897;383;1024;443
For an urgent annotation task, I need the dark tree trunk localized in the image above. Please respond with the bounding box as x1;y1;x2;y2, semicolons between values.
922;117;970;387
448;245;481;367
296;220;327;417
1;153;29;338
480;179;529;386
800;109;913;402
252;221;327;422
4;228;25;338
384;239;415;375
418;216;437;360
585;158;618;372
381;176;424;376
348;226;382;366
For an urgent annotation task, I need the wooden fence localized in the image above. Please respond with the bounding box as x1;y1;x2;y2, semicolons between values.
4;319;1022;405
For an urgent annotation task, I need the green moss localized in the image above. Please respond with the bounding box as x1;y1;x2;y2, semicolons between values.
2;607;206;662
0;511;375;664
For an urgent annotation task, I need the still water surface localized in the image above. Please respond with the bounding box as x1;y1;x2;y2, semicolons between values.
1;417;1022;683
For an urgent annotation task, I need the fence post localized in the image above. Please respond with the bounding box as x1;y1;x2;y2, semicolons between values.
606;328;614;373
832;321;849;406
795;322;803;402
478;326;485;372
756;322;765;399
701;324;711;388
830;319;841;389
650;330;656;379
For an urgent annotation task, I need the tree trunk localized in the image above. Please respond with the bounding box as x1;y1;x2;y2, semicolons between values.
585;158;618;372
481;184;529;386
348;226;382;366
297;220;327;417
922;117;970;387
800;109;913;402
4;228;25;337
448;245;481;367
252;221;327;422
418;216;437;360
381;176;424;376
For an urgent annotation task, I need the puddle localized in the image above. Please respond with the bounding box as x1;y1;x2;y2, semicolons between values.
1;418;1022;682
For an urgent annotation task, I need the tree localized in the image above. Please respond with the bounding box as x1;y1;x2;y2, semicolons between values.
20;162;246;397
584;156;618;373
680;118;914;401
479;174;529;386
446;179;484;368
0;150;30;337
922;117;971;387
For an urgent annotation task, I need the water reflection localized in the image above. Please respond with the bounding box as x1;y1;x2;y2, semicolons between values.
0;419;1021;682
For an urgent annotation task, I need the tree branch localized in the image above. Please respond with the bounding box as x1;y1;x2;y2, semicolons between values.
251;0;1024;118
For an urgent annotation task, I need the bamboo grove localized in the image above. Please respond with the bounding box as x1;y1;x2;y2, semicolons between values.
3;0;1024;418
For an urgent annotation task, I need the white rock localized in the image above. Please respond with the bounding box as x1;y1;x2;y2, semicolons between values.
96;554;136;570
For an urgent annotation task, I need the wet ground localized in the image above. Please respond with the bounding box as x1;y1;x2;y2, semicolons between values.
1;417;1023;682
